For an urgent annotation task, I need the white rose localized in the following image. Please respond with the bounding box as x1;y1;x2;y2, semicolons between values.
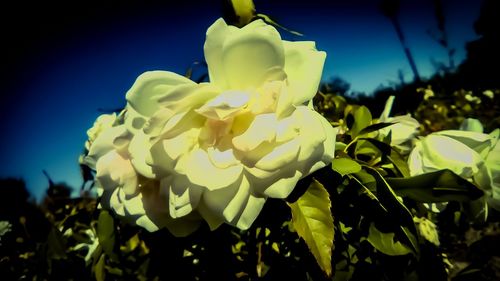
408;119;500;209
84;113;117;152
378;96;420;154
85;18;336;236
85;121;202;236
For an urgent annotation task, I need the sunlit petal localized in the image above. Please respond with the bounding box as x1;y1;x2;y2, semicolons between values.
283;41;326;105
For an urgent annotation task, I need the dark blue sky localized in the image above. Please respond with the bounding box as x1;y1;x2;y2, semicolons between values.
0;1;483;200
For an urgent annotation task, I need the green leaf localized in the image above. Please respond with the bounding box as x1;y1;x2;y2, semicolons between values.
349;176;389;219
355;141;380;158
358;122;395;136
335;141;347;152
352;170;377;190
351;106;372;137
349;174;421;255
97;210;118;261
387;149;410;178
365;167;420;255
332;158;362;176
47;227;67;260
386;169;484;202
104;265;124;276
289;179;334;277
358;138;392;156
367;223;412;256
94;254;106;281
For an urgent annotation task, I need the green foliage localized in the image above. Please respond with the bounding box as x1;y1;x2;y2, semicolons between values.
289;179;334;277
358;122;395;136
414;88;500;134
387;169;484;202
366;223;412;256
331;158;362;177
3;53;500;280
349;105;372;137
97;210;118;261
365;167;420;255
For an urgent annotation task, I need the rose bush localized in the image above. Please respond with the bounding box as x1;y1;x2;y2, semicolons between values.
408;119;500;210
83;18;336;236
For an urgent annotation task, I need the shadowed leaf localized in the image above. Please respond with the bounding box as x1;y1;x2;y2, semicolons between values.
358;122;395;136
386;169;484;202
97;210;118;261
367;223;412;256
365;167;420;255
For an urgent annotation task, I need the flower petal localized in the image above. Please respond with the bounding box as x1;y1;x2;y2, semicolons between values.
408;142;425;176
161;176;203;219
143;108;175;137
164;215;202;237
206;19;285;90
282;41;326;105
261;169;303;199
383;114;420;146
125;71;195;132
295;107;327;163
255;139;300;171
196;90;250;120
86;125;127;169
275;113;300;142
421;135;483;178
476;138;500;191
110;188;146;216
128;130;155;178
197;201;224;231
222;176;251;223
146;127;201;178
156;82;220;114
436;130;494;158
109;189;125;216
95;150;138;195
182;148;243;190
140;179;202;237
207;146;240;169
163;127;201;161
232;113;277;152
379;96;395;121
233;193;266;230
204;18;238;89
197;178;241;229
86;113;117;150
123;194;147;216
136;215;159;232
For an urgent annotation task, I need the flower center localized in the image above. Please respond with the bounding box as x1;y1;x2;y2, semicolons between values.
195;90;250;120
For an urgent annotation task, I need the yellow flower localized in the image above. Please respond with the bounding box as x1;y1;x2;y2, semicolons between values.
85;18;336;236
